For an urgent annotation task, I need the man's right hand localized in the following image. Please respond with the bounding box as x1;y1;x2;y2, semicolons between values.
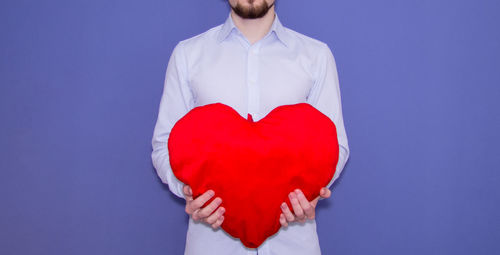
183;184;225;230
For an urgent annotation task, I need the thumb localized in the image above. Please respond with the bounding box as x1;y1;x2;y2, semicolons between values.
311;196;320;208
183;185;193;196
320;187;331;198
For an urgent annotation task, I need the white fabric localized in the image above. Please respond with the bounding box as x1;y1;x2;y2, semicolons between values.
151;11;350;255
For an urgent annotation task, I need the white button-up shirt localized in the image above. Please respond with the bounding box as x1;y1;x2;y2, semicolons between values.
151;11;350;255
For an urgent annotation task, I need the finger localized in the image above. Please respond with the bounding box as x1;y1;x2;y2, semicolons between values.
310;196;320;208
211;215;225;229
189;190;215;213
182;185;193;201
191;208;201;221
205;206;225;225
281;202;295;222
197;197;222;219
320;187;331;199
279;213;288;227
294;189;314;220
289;192;305;220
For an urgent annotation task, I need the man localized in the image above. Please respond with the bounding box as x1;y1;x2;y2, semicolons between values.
151;0;350;254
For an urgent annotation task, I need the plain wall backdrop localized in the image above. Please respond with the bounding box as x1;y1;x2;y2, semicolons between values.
1;0;499;254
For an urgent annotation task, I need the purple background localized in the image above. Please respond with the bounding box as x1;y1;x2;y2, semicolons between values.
1;0;499;254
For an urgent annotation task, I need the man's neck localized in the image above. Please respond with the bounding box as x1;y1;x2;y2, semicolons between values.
230;8;276;45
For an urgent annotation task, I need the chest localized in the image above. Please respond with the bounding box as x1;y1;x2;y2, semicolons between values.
187;45;315;120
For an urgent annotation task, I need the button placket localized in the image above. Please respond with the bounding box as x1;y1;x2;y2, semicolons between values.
247;44;261;121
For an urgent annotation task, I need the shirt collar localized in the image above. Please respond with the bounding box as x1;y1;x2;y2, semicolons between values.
217;12;291;48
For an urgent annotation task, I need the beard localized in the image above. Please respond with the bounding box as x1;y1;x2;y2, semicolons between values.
230;0;275;19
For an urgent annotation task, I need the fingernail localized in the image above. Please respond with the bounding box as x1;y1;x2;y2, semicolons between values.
288;193;293;199
281;203;286;209
209;190;214;196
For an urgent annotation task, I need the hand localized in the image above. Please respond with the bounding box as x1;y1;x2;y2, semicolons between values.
183;184;225;230
279;187;331;227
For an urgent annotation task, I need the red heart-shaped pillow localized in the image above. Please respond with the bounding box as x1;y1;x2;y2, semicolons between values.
168;102;339;248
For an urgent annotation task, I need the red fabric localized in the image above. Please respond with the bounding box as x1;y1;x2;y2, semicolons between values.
168;102;339;248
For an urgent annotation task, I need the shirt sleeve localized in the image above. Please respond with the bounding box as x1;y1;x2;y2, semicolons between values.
151;41;195;200
306;43;350;198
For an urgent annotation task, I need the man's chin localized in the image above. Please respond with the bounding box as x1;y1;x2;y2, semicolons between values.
232;2;274;19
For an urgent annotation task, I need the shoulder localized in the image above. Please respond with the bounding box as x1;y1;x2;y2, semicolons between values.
175;24;222;51
284;27;332;55
281;27;336;76
281;27;335;72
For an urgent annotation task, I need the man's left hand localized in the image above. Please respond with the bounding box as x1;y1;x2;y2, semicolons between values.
279;187;331;227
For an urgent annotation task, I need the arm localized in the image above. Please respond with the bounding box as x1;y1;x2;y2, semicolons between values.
306;43;350;199
279;43;351;226
151;41;195;200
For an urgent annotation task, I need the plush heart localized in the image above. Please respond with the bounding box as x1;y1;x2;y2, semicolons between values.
168;102;339;248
